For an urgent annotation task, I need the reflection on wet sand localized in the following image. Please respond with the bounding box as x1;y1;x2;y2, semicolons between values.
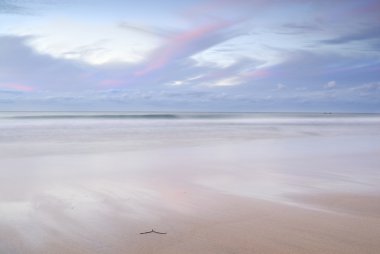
0;113;380;253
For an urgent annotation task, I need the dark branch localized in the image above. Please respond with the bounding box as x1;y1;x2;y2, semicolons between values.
140;229;167;235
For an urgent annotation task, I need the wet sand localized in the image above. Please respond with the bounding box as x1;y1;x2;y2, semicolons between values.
0;114;380;253
291;193;380;218
0;138;379;253
1;188;380;254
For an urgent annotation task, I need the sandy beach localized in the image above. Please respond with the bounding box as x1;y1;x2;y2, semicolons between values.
2;193;379;254
0;113;379;253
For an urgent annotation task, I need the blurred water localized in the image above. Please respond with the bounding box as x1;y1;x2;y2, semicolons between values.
1;112;379;157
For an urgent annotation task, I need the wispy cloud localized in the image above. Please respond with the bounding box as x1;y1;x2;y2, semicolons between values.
0;0;27;14
349;82;380;93
324;81;337;89
118;22;171;38
134;19;238;77
0;83;34;92
0;35;95;91
0;0;73;15
277;22;323;35
322;26;380;44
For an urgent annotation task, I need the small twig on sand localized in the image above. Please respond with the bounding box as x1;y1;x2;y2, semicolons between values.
140;229;167;235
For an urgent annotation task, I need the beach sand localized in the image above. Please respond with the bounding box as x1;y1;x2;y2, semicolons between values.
0;113;380;253
1;188;380;254
0;139;379;253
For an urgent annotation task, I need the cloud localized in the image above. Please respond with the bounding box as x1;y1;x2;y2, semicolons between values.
16;18;160;65
118;22;170;38
0;0;27;14
0;35;96;91
260;50;380;88
2;34;379;112
349;82;380;94
134;19;239;77
187;58;265;87
212;76;243;87
322;26;380;45
0;83;34;92
324;81;336;89
278;22;323;35
205;67;270;87
0;34;256;94
276;83;286;90
0;0;72;15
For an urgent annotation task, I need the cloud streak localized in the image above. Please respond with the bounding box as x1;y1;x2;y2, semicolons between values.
0;35;96;91
134;19;238;77
0;0;27;14
322;26;380;44
0;83;34;92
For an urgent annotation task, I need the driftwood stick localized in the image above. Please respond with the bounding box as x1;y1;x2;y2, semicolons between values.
140;229;154;234
140;229;167;234
152;230;167;234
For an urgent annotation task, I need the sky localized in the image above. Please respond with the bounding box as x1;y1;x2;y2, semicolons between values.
0;0;379;112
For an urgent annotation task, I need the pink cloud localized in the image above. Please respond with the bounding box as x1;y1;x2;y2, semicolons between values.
134;20;234;77
243;69;270;79
0;83;34;92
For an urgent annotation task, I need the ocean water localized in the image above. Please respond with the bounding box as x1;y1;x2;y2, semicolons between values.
1;112;379;156
1;111;379;199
